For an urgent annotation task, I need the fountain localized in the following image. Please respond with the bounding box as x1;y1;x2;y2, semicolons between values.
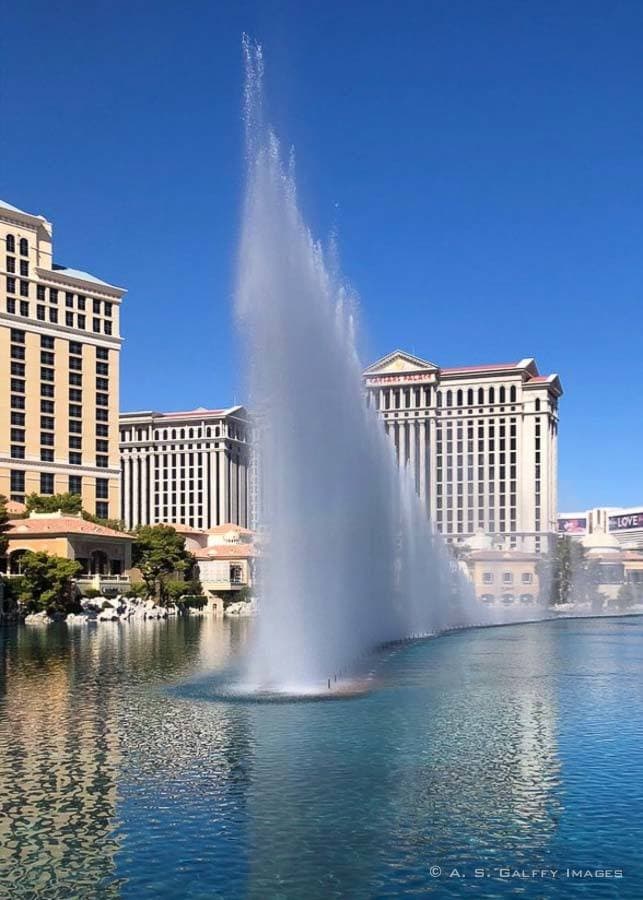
235;38;489;694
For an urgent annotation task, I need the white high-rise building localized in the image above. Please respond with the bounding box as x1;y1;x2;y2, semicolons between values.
363;351;562;552
119;406;249;530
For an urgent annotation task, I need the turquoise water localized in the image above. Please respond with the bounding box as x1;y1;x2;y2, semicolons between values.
1;616;642;898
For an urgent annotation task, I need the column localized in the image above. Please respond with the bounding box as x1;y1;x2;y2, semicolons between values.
140;451;148;525
408;421;417;491
218;450;229;525
399;422;406;469
419;418;427;509
131;452;140;529
123;453;131;529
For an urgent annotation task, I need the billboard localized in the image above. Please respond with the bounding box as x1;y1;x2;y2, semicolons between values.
608;511;643;532
557;517;587;535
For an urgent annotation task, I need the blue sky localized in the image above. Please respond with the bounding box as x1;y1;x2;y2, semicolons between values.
1;0;641;511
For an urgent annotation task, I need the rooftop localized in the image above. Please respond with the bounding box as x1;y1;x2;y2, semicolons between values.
51;263;120;289
0;199;27;214
6;513;132;541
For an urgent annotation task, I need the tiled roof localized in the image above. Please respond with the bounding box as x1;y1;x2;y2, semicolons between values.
7;516;132;540
158;522;206;534
207;523;254;535
194;543;257;560
6;500;26;515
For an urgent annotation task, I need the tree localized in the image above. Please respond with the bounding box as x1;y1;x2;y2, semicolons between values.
18;551;82;616
131;525;195;606
25;492;83;515
617;582;643;610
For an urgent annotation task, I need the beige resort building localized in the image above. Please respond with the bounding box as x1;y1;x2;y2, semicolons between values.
0;198;124;519
169;522;256;598
364;350;562;552
119;407;250;531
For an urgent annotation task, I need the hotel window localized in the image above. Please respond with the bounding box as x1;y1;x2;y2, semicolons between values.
36;285;45;300
69;436;82;450
6;234;15;252
502;572;513;584
96;408;108;422
10;469;25;494
69;451;82;465
7;298;16;314
96;423;108;436
69;341;82;355
41;335;54;348
96;392;109;407
66;292;74;307
49;308;58;323
11;445;25;459
78;295;86;310
69;420;82;434
96;478;109;499
49;289;58;304
19;280;29;297
18;300;29;316
41;351;54;365
11;378;25;393
104;320;112;335
10;412;25;426
96;501;109;519
78;314;86;329
41;367;54;382
20;260;28;277
69;372;82;386
104;302;112;317
69;388;82;402
69;404;82;418
522;573;533;585
96;377;109;392
69;356;82;370
41;400;54;414
37;305;46;320
10;343;25;359
19;238;28;256
96;455;108;468
41;384;54;398
11;395;25;409
96;361;108;376
10;428;25;443
41;432;54;446
69;475;82;494
93;299;101;314
41;416;54;430
6;256;15;273
10;361;25;377
66;312;74;327
40;448;53;461
40;473;54;494
7;276;15;293
93;318;100;333
96;439;109;453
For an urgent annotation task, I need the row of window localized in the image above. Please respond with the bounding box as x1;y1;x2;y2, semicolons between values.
10;469;109;517
5;256;28;276
7;295;114;334
5;235;28;255
482;572;533;585
120;425;241;442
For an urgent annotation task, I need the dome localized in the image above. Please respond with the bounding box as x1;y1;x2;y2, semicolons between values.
468;530;493;551
581;527;620;555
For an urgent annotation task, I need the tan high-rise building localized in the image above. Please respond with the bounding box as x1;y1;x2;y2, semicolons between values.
363;350;562;552
0;199;125;518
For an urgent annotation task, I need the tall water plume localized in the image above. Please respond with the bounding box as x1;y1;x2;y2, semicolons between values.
236;38;487;691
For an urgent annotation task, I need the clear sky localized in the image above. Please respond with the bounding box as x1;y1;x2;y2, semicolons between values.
1;0;641;511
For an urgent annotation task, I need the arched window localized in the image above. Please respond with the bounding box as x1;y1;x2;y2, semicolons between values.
467;388;474;406
501;593;515;605
180;429;185;439
520;593;535;604
215;426;221;437
19;238;28;256
436;391;443;408
489;387;495;405
446;390;453;407
171;429;176;439
162;430;168;440
499;386;506;404
535;398;541;411
478;387;484;406
230;565;243;585
510;385;517;403
456;389;463;406
6;234;15;253
205;427;211;437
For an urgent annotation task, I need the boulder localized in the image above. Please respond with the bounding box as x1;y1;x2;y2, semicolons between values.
24;611;54;625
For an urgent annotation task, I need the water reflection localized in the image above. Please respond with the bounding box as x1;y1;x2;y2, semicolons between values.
0;618;642;898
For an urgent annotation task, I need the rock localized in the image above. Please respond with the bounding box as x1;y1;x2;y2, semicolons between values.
97;609;119;622
224;600;256;618
66;612;89;625
24;611;54;625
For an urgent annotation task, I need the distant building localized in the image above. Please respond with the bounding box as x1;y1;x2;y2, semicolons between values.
0;198;125;519
558;507;643;551
119;407;250;530
164;522;256;598
364;350;562;552
463;531;541;605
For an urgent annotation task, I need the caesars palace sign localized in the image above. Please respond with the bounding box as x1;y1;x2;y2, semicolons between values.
365;373;434;386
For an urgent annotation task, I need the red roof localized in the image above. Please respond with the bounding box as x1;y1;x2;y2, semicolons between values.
7;516;132;540
194;543;257;560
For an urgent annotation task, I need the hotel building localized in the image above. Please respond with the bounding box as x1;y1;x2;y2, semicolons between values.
0;199;125;518
363;350;562;552
558;506;643;551
119;406;250;530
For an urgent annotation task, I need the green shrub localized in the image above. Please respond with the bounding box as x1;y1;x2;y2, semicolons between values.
82;587;102;599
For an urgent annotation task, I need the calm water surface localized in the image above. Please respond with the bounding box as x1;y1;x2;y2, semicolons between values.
1;615;642;899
